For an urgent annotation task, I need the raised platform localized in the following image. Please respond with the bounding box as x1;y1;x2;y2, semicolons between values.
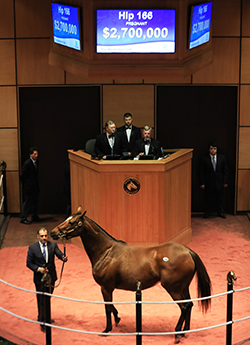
69;148;193;245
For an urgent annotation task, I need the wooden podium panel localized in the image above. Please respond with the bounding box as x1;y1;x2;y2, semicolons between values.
68;149;193;245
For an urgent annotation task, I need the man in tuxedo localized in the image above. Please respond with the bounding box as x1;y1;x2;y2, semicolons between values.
94;120;124;159
132;126;162;159
20;147;40;225
26;227;68;332
117;113;141;157
199;143;229;218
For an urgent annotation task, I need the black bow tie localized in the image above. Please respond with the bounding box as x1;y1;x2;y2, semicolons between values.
108;134;114;139
125;126;131;130
144;139;150;144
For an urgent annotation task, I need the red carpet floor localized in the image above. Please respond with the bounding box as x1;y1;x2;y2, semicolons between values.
0;214;250;345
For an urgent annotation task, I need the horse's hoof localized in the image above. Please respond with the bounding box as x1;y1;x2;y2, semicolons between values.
99;333;108;337
99;330;110;336
174;335;181;344
101;327;112;335
115;317;121;326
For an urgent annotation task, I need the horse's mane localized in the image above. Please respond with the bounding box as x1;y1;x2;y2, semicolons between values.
86;216;127;245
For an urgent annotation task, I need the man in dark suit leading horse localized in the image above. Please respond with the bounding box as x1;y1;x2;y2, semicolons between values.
26;227;68;332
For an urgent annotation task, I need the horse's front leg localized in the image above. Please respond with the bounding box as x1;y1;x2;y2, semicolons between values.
112;305;121;326
101;286;114;333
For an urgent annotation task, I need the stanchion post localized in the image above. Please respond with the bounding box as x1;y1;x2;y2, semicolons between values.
45;289;52;345
0;161;7;216
41;273;52;345
226;271;237;345
136;281;142;345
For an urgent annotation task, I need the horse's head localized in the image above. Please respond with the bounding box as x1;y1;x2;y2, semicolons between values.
50;206;87;240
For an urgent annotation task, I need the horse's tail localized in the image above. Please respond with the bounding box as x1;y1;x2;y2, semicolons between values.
189;249;211;313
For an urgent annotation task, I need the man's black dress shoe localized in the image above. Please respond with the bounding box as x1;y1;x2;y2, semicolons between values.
204;212;210;219
218;212;226;218
20;219;31;225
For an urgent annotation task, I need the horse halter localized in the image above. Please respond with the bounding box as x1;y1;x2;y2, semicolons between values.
57;211;86;240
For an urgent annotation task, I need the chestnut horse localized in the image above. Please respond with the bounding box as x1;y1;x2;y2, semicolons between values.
51;207;211;343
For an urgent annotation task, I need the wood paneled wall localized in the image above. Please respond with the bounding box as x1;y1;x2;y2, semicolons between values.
103;85;154;129
0;0;250;213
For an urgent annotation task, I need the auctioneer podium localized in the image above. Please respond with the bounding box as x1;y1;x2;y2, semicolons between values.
68;149;193;245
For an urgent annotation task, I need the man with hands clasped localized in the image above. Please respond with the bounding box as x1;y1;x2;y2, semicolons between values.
199;143;228;219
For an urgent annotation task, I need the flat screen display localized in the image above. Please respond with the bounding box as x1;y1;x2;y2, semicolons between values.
189;2;212;49
96;9;176;53
51;2;81;51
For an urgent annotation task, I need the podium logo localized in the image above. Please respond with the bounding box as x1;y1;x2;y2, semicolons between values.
123;177;141;195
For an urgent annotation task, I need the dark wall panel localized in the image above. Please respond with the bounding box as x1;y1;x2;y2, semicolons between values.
157;86;237;214
20;86;100;214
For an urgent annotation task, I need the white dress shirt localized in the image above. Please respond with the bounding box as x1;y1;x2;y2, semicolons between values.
125;126;132;142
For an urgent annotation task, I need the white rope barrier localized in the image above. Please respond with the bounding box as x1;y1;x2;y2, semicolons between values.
0;304;249;336
0;306;135;336
2;278;248;305
234;286;250;293
0;277;249;337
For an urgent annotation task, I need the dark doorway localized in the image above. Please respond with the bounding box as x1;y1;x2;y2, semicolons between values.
19;86;100;214
157;85;237;214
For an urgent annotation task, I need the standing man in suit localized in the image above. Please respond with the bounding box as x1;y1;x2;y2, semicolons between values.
199;143;229;218
132;125;162;159
20;147;40;225
26;227;68;332
117;113;141;158
94;120;124;159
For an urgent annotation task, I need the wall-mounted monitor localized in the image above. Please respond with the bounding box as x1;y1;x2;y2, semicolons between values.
96;9;176;53
189;2;212;50
51;2;81;51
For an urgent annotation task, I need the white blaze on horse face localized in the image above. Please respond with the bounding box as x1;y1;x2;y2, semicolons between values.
66;216;73;222
163;257;169;262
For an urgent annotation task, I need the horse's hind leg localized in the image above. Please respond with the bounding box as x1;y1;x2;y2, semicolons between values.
181;289;193;334
183;301;193;333
165;288;193;344
174;305;187;343
174;301;193;343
